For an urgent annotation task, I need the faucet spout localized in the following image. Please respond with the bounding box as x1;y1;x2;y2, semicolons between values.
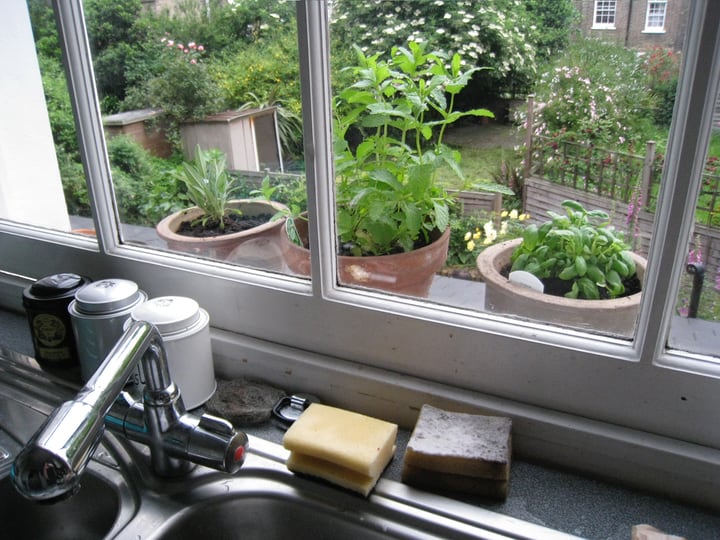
12;321;248;502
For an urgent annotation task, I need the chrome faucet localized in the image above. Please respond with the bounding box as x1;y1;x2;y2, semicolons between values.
11;320;249;502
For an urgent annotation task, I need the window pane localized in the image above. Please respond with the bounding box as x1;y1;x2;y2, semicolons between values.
594;0;616;26
646;1;668;30
0;1;92;237
84;0;306;274
327;0;693;339
668;91;720;358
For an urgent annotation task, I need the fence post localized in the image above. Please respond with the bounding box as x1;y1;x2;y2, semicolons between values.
641;140;656;211
523;95;535;181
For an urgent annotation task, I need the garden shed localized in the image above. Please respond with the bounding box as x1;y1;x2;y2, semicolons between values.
179;107;284;172
103;108;172;158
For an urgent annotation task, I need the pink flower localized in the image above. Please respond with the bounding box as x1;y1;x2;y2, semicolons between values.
198;45;205;52
190;59;197;65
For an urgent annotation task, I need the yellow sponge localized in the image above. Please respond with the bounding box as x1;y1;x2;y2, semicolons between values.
283;403;397;496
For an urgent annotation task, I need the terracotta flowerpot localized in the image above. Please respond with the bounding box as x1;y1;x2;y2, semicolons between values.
476;238;646;337
156;199;287;260
280;217;450;297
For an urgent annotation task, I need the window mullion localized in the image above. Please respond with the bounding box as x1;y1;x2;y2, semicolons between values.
296;0;338;297
636;0;720;365
53;0;119;253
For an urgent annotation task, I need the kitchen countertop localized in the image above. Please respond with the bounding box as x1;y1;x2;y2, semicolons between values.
2;308;719;539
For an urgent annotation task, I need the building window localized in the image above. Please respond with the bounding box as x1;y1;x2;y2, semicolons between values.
593;0;617;29
645;1;668;32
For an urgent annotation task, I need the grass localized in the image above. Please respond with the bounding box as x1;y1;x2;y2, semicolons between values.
435;146;516;189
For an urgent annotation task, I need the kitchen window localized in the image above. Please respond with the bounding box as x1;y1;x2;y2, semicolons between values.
1;0;720;505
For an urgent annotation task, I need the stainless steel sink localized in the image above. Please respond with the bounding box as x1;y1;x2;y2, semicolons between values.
0;348;582;540
0;464;127;540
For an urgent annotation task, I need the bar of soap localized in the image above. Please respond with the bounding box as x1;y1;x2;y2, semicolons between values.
402;404;512;499
283;403;398;496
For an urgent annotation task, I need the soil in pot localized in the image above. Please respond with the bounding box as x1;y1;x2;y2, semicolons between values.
177;213;273;238
500;267;642;299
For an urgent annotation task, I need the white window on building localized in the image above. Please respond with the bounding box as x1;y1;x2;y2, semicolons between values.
593;0;617;29
645;1;668;32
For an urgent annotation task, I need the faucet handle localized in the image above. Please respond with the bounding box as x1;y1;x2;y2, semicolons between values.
198;414;235;435
184;413;249;474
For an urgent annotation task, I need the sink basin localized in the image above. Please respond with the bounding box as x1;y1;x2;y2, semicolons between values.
0;467;122;540
0;353;138;539
137;437;579;540
150;472;448;540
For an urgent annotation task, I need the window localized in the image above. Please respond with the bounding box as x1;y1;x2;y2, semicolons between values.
593;0;617;29
1;0;720;504
645;0;668;32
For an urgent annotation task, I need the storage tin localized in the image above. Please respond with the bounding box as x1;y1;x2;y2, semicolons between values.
22;273;91;368
130;296;215;409
69;278;147;381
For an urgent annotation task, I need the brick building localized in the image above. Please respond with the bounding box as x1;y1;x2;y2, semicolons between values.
574;0;691;51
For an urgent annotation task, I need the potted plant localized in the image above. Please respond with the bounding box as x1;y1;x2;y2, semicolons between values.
156;146;287;260
281;41;495;296
476;200;646;336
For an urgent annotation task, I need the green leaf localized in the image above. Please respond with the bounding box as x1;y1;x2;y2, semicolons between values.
522;225;539;251
558;266;578;280
574;256;587;277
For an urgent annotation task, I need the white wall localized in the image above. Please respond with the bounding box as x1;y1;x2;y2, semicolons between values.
0;1;70;230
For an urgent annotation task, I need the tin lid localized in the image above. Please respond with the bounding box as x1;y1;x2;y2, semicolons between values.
73;279;143;314
131;296;202;335
24;273;89;300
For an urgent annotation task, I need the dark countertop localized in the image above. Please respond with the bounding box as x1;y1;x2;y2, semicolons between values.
2;308;719;539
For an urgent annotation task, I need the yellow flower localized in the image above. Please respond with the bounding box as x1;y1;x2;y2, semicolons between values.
501;210;509;218
473;231;482;241
500;221;509;236
509;209;518;219
464;231;472;241
466;240;476;251
519;213;530;221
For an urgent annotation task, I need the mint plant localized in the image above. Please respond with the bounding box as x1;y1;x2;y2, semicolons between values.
510;200;638;299
334;41;494;256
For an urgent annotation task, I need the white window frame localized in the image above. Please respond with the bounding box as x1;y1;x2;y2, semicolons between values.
644;0;668;33
592;0;617;29
1;0;720;507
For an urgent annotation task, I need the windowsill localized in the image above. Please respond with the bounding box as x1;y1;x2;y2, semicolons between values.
642;28;667;34
591;25;616;30
1;307;718;540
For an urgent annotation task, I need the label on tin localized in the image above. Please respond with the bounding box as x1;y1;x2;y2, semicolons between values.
32;313;72;362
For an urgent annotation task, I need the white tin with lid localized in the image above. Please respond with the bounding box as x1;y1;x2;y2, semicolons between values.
69;279;147;382
130;296;216;409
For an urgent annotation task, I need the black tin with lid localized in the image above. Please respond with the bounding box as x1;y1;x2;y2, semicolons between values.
22;273;91;368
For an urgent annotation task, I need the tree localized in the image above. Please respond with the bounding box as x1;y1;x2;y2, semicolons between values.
83;0;150;112
331;0;576;102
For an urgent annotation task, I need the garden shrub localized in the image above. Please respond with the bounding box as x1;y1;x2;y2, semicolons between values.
643;47;681;128
531;38;656;153
107;136;183;226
